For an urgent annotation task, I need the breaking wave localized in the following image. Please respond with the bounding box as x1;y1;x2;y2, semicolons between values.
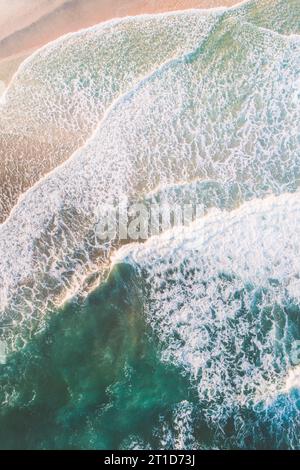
0;0;299;450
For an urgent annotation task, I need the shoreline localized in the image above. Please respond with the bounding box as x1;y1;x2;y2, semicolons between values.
0;0;243;87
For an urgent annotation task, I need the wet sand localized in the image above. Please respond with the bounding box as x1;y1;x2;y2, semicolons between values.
0;0;242;86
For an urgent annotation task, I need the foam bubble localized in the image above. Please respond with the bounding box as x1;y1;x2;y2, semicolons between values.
0;10;218;221
1;1;299;221
114;192;300;447
0;80;5;98
0;0;299;449
0;7;299;353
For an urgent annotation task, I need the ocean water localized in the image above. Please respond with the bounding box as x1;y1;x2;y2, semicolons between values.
0;0;300;449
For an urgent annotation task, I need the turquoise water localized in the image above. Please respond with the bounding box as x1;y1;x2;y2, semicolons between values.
0;0;300;450
1;261;298;450
0;265;195;449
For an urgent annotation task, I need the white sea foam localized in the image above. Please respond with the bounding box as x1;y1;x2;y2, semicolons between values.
0;80;5;98
0;0;299;449
113;192;300;447
0;10;219;221
0;1;299;221
0;3;299;353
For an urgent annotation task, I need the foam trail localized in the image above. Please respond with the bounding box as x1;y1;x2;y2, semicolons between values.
1;0;299;222
0;8;299;352
0;10;219;221
236;0;300;35
0;0;299;450
113;192;300;448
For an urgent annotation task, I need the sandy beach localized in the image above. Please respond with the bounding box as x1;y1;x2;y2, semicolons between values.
0;0;243;223
0;0;299;451
0;0;240;86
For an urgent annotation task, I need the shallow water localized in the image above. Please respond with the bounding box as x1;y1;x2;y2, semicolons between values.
0;264;196;450
0;0;300;449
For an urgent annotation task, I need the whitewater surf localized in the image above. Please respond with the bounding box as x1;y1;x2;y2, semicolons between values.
0;0;299;450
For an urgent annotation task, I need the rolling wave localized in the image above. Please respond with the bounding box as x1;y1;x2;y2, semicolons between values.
113;192;300;447
0;0;299;449
1;0;299;349
0;0;299;221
